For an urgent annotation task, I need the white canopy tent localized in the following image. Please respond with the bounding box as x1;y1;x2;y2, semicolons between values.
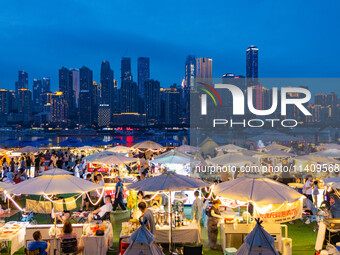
215;144;245;153
91;154;138;165
207;152;258;166
175;145;200;154
15;146;41;153
313;149;340;158
317;143;340;150
106;146;132;154
133;141;164;150
261;143;290;152
40;168;73;176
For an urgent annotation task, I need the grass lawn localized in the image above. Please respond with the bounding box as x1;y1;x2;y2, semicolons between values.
0;198;317;255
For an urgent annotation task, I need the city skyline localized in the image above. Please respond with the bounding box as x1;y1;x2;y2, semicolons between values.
1;0;340;94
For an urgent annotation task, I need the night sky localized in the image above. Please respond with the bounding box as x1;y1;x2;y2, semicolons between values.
0;0;339;94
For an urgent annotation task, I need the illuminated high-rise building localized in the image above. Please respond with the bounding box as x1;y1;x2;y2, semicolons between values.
314;93;326;106
196;57;212;82
51;91;67;123
164;85;181;125
121;58;138;113
42;77;51;93
246;45;258;86
18;88;32;123
15;71;28;97
144;79;160;122
70;69;79;108
137;57;150;98
0;89;9;114
79;66;93;126
33;78;43;112
59;67;74;119
326;92;338;107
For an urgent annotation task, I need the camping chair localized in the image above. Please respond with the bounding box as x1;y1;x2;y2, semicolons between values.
24;248;40;255
60;238;78;255
102;211;111;221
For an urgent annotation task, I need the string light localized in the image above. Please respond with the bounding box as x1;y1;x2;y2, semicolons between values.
4;191;23;211
86;188;105;206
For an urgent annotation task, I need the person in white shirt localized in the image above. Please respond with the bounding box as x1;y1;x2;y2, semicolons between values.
303;175;313;202
88;196;112;221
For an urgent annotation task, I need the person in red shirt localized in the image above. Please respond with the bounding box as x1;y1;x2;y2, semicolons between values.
13;173;22;184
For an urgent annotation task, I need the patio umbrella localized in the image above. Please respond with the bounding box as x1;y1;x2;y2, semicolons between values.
106;146;132;154
261;143;290;152
214;176;302;206
175;145;200;154
34;138;51;146
5;174;104;195
59;139;85;148
86;137;108;146
16;146;41;153
317;143;340;150
159;138;181;146
324;177;340;185
40;168;72;176
19;139;40;147
262;149;294;158
92;154;138;165
75;145;99;151
0;138;20;147
215;144;245;152
0;182;12;191
207;152;258;166
295;154;339;164
313;149;340;158
83;151;121;161
127;171;210;251
133;141;164;150
150;150;200;165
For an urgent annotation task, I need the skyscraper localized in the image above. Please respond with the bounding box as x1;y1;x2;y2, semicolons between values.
32;78;43;112
314;93;326;106
100;61;114;124
246;45;259;86
196;58;212;81
79;66;93;126
121;58;138;113
59;67;74;120
15;71;28;96
51;91;67;124
144;79;160;122
137;57;150;98
0;89;9;114
42;77;51;93
185;55;196;90
326;92;338;107
164;85;181;125
70;69;79;108
17;89;32;123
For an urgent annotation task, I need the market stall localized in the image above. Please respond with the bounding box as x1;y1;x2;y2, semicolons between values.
214;176;303;253
126;171;210;251
0;221;29;255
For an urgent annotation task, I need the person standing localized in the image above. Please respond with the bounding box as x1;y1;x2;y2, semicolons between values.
192;191;203;230
56;156;64;169
34;155;41;176
112;177;127;213
138;201;156;234
303;175;313;202
207;199;223;250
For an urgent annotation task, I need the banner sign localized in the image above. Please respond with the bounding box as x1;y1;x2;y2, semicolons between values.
87;163;110;172
254;199;302;224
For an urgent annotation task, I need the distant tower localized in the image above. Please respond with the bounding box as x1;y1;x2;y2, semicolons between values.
32;78;43;112
42;77;51;93
196;57;212;81
59;67;74;119
15;71;28;96
246;45;258;86
79;66;93;126
18;89;32;123
121;58;138;113
185;55;196;90
137;57;150;98
144;79;160;122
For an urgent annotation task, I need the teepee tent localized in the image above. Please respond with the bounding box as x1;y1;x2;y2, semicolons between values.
124;225;164;255
235;219;279;255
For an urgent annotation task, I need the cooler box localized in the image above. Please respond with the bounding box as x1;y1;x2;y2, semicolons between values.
224;247;237;255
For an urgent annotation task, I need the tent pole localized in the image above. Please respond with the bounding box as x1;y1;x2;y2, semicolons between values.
168;191;172;253
53;206;57;255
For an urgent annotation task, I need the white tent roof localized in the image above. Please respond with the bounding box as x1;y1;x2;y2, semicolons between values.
40;168;72;176
214;176;302;205
72;146;99;151
133;141;164;150
262;149;294;158
317;143;340;150
6;175;104;195
295;154;340;164
106;146;132;153
0;182;12;191
83;151;119;161
151;150;201;165
215;144;245;152
92;154;137;165
127;171;210;192
15;146;41;153
175;145;200;154
261;143;290;152
313;149;340;158
207;152;258;166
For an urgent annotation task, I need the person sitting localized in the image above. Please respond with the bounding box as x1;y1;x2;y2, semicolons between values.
59;220;83;254
88;195;112;221
13;173;22;184
27;231;50;255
